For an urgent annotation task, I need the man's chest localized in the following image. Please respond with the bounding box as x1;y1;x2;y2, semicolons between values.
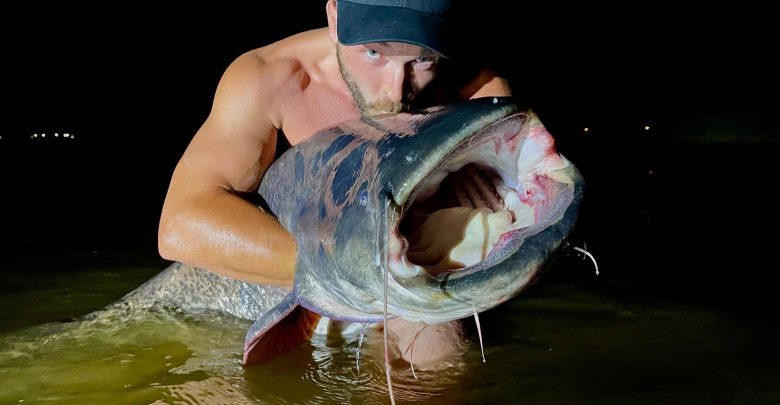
281;86;360;146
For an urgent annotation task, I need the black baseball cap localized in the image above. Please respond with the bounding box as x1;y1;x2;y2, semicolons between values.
337;0;453;58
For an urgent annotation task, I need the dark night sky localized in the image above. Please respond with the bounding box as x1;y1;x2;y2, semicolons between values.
1;4;777;256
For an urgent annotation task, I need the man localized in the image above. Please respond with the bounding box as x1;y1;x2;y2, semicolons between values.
158;0;511;368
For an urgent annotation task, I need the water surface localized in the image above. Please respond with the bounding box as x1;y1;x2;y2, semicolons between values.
1;243;778;404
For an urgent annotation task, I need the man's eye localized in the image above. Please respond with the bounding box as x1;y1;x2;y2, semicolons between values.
415;56;435;64
366;49;381;60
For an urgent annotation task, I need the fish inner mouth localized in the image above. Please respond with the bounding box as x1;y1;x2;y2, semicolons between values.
399;163;515;274
398;163;516;275
389;114;541;279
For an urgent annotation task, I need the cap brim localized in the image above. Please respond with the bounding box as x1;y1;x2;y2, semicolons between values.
337;2;450;58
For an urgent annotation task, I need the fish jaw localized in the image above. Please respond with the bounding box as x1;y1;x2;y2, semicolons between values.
384;110;584;324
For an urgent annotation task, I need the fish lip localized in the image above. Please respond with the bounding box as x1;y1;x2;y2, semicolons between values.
397;112;528;212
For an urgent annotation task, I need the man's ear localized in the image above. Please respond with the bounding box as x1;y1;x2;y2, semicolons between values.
326;0;338;44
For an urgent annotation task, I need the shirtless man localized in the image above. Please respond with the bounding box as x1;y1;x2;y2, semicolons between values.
158;0;511;367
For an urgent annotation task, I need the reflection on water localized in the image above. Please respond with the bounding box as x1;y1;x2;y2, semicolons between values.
0;293;462;404
0;250;466;404
0;307;245;403
1;246;779;404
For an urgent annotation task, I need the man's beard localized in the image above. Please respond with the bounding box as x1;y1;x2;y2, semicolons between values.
337;46;408;117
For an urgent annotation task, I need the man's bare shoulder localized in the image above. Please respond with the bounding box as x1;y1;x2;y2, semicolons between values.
216;29;331;123
258;28;330;60
237;29;330;87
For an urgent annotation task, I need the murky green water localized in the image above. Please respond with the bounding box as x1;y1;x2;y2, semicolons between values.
1;245;778;404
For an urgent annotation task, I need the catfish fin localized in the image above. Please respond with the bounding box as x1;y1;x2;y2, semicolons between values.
243;293;321;365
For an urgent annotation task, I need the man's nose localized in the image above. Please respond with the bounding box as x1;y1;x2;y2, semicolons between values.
381;64;408;103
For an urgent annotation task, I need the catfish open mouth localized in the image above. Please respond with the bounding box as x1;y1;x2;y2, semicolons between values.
388;112;561;279
399;162;516;274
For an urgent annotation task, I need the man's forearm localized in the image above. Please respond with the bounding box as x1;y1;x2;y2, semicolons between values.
158;190;296;287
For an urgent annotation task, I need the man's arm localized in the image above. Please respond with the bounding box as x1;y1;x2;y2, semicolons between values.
158;53;296;287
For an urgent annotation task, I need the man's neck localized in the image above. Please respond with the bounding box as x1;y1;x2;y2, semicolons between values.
316;46;354;101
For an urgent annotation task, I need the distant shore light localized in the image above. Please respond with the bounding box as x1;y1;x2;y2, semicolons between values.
63;133;70;138
644;125;651;131
583;127;589;132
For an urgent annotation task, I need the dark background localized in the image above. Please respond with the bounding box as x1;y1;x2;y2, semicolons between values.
1;4;777;285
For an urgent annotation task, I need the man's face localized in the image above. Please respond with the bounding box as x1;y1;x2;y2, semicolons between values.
336;42;440;117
